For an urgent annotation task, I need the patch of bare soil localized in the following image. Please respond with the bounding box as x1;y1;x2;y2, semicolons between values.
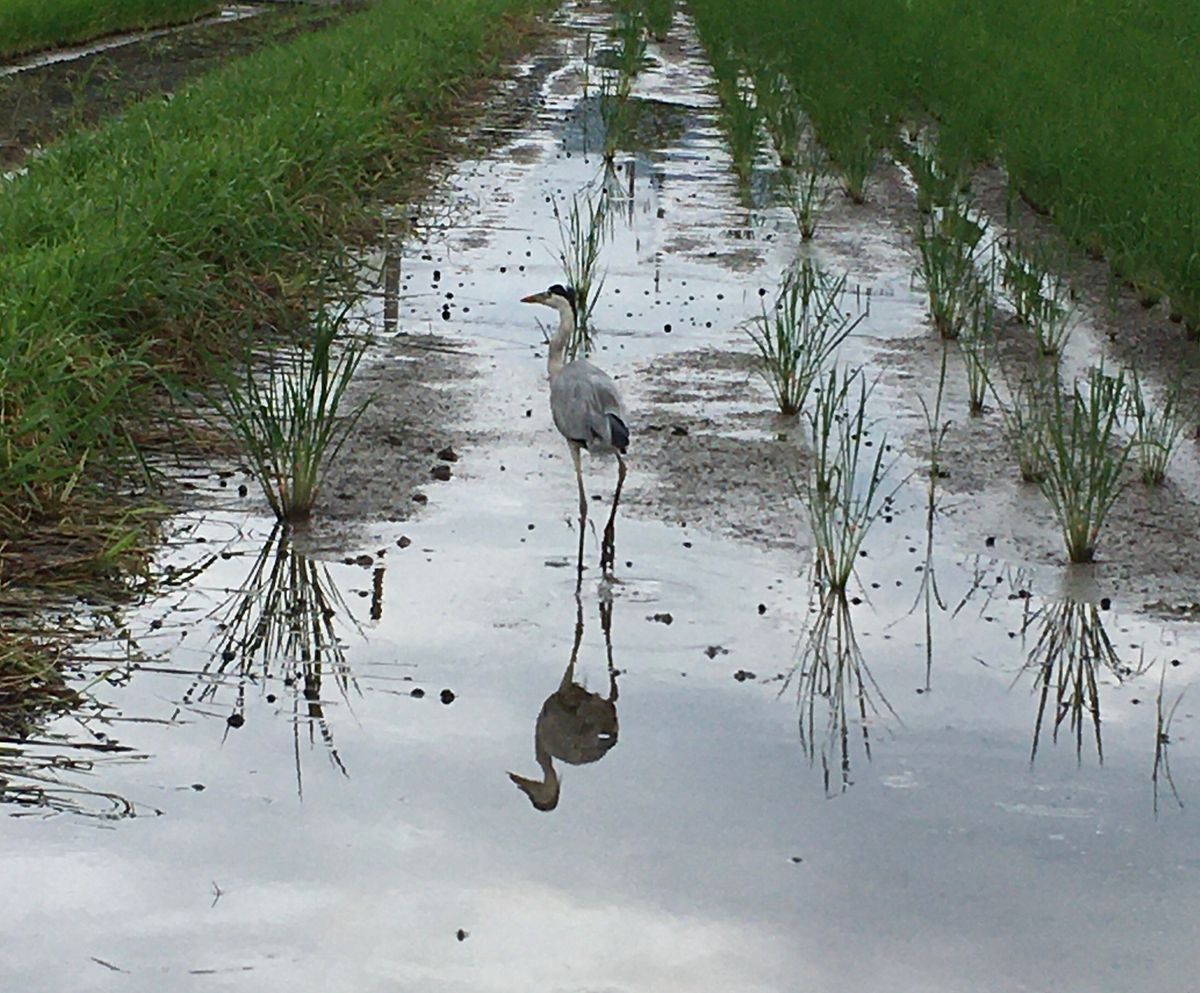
0;5;342;166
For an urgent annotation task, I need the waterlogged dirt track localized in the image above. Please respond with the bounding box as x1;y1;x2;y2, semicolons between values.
4;5;1200;992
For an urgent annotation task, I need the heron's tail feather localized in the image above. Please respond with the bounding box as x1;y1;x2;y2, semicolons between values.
607;414;629;453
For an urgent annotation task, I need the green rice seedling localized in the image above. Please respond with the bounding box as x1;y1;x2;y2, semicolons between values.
1023;597;1127;762
1127;370;1186;486
1038;367;1131;564
216;306;371;524
995;367;1052;483
898;131;961;215
960;258;999;416
1029;290;1075;357
716;70;762;187
821;111;880;204
752;66;801;166
780;129;832;240
746;259;863;416
804;368;893;592
787;586;896;795
1001;238;1072;352
596;69;637;161
612;9;648;80
638;0;674;41
913;202;983;340
553;187;612;357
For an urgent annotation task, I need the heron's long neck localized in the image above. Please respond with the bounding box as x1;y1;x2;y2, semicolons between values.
547;305;575;380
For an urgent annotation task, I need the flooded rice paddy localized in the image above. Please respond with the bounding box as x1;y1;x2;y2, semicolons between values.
3;4;1199;990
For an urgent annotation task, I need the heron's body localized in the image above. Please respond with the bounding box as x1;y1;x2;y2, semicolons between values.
522;284;629;580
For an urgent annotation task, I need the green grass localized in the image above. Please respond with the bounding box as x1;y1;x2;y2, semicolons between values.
0;0;218;59
0;0;553;577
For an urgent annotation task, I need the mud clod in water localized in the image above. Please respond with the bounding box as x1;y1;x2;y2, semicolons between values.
431;464;452;481
440;689;456;705
649;612;674;625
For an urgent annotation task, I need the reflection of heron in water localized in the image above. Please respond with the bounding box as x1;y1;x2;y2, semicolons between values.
509;595;619;811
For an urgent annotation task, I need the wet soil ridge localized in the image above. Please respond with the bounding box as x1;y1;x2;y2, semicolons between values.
0;0;220;61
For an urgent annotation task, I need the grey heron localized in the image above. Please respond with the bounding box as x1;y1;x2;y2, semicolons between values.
521;284;629;580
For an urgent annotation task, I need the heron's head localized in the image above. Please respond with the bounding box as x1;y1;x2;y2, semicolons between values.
521;284;577;318
507;770;561;811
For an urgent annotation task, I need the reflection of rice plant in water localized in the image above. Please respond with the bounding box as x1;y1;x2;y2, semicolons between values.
217;304;370;523
913;200;985;339
553;187;612;357
1022;597;1142;762
1153;661;1185;815
787;587;896;795
780;129;832;240
995;367;1052;483
181;524;362;791
612;8;648;79
804;368;893;592
1127;369;1186;485
636;0;674;40
1038;368;1131;564
746;259;863;416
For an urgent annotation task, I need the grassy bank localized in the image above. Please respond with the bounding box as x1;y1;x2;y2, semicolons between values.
0;0;219;59
684;0;1200;326
0;0;553;587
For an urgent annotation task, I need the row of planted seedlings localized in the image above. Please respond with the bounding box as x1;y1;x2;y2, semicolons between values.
903;131;1192;566
689;16;1186;774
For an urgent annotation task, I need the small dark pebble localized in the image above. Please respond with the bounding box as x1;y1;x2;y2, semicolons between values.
985;536;996;547
790;856;803;864
1100;597;1112;610
398;536;412;548
411;688;426;698
1131;698;1141;705
671;424;689;436
437;446;459;462
525;409;533;418
649;612;674;625
355;554;374;568
266;694;276;704
413;492;428;504
850;597;862;606
757;603;767;615
1171;659;1182;667
226;713;245;729
733;669;756;682
192;784;206;792
456;929;468;942
440;689;456;705
682;541;692;548
150;618;162;630
222;648;236;663
431;464;452;481
238;484;248;497
705;645;728;659
664;323;672;332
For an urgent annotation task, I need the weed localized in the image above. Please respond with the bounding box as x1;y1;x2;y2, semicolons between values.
804;368;893;592
1038;367;1130;564
215;305;371;523
746;260;863;416
1127;370;1186;486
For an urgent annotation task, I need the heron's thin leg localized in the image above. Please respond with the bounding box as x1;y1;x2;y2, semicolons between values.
571;442;587;587
601;455;627;578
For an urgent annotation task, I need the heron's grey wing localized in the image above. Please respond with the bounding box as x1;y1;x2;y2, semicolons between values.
551;361;627;445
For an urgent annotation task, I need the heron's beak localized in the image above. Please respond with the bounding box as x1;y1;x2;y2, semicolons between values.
521;292;546;305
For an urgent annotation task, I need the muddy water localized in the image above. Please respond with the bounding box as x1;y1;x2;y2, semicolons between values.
3;5;1200;992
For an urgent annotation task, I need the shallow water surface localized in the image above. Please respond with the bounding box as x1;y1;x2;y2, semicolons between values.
3;5;1199;991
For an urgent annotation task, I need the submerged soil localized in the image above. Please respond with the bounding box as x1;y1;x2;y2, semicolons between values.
0;4;343;167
